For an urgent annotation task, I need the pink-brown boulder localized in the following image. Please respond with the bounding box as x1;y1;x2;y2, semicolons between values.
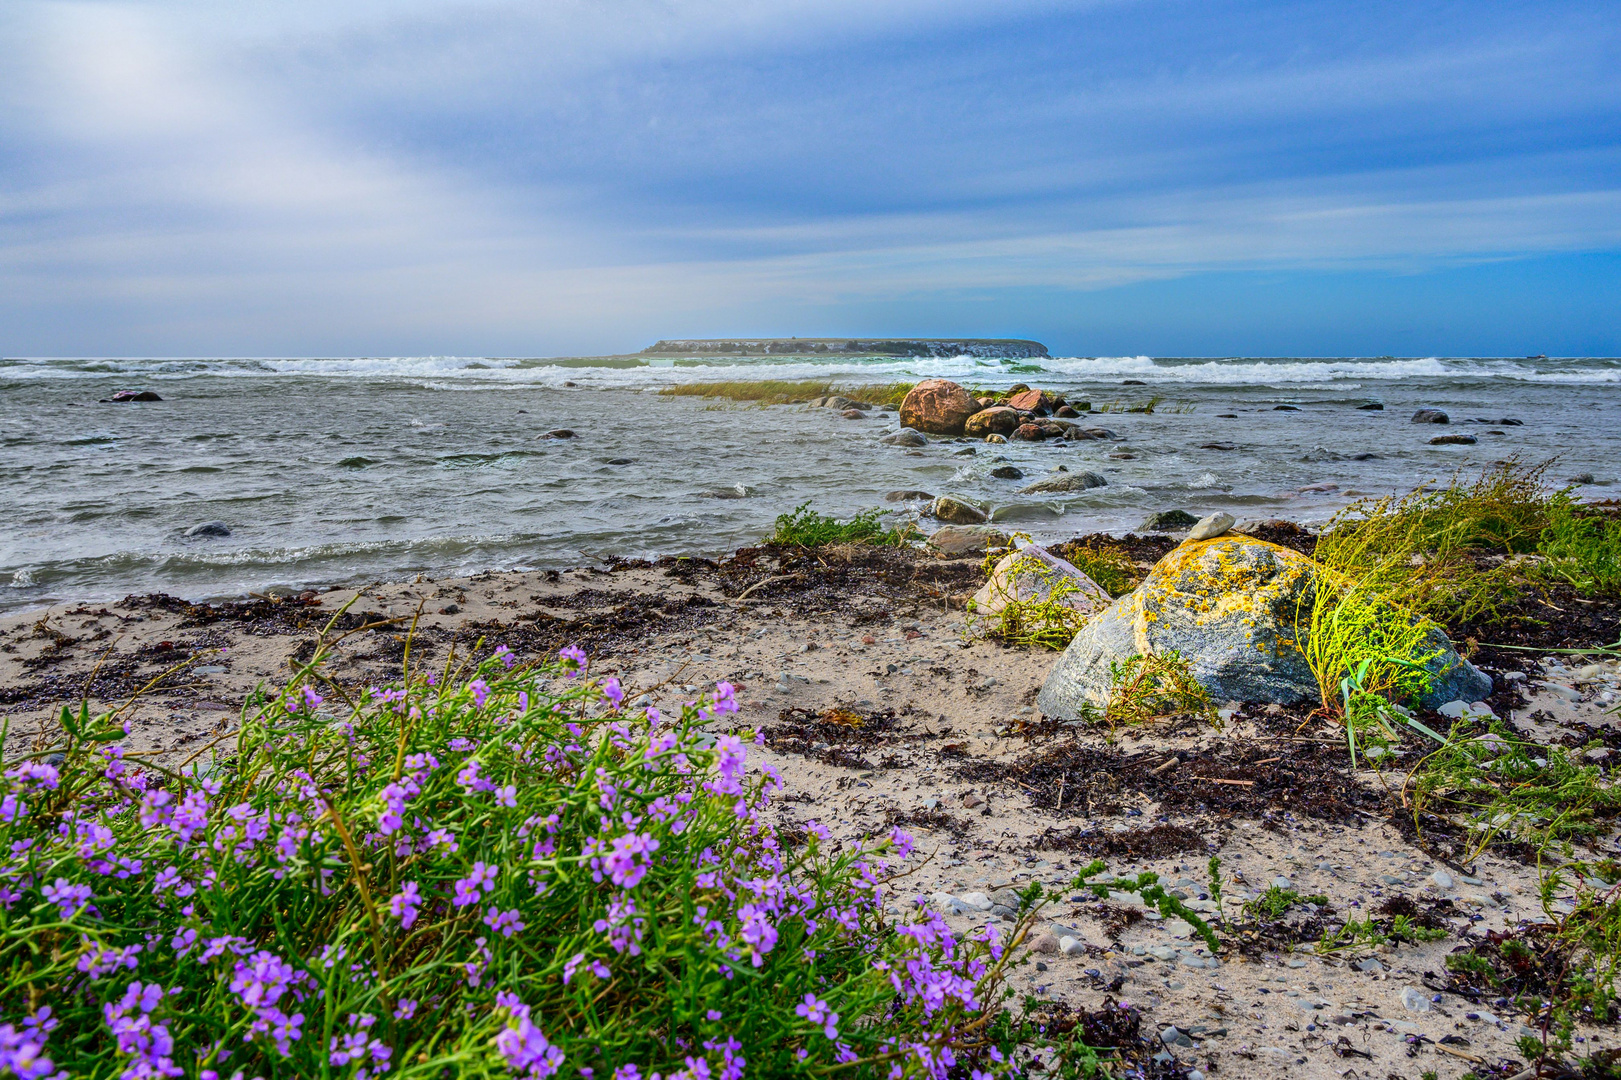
964;406;1021;436
900;379;976;435
1006;389;1050;412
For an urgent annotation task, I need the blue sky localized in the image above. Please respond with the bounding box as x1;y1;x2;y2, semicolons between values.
1;0;1617;357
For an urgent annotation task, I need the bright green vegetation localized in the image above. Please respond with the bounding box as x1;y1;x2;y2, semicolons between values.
766;502;921;547
1247;886;1327;920
659;380;915;406
1317;915;1446;954
1051;540;1140;598
1404;720;1621;862
1103;652;1216;731
1539;501;1621;597
967;551;1095;651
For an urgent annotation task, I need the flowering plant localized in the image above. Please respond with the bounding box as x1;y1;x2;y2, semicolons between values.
0;633;1034;1080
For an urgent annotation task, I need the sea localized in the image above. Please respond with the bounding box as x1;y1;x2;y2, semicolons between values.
3;353;1618;613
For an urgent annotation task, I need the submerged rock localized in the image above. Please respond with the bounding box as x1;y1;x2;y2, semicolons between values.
1430;434;1477;445
880;429;928;446
184;521;232;538
932;496;988;525
1037;536;1489;716
899;379;976;435
1017;471;1107;495
989;465;1024;479
105;390;163;402
883;489;935;502
970;545;1111;622
1411;409;1450;424
926;525;1009;556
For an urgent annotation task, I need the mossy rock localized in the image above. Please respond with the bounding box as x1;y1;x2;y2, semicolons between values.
1036;536;1489;716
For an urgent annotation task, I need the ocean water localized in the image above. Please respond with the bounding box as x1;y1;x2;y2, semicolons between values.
2;353;1618;612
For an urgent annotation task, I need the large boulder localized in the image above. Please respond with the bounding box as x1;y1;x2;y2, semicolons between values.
932;496;988;524
964;406;1021;436
900;379;977;435
1005;389;1052;413
1036;536;1489;716
970;545;1111;622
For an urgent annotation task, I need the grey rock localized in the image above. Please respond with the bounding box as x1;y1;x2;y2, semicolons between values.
1017;471;1107;495
970;546;1111;623
1430;870;1455;890
1142;510;1199;531
1400;987;1433;1012
883;489;934;502
926;525;1010;556
1302;446;1342;462
932;496;988;525
106;389;163;402
1411;408;1450;424
1037;534;1489;716
1185;511;1236;541
185;521;232;538
1357;402;1385;410
1355;958;1386;973
989;465;1024;479
538;429;577;439
840;408;866;419
880;429;928;446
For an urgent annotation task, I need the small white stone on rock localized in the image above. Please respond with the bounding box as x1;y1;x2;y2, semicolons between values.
1185;512;1236;542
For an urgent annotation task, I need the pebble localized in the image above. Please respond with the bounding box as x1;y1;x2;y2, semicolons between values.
960;892;993;911
1059;936;1086;956
1400;987;1432;1012
1430;870;1455;890
1544;683;1583;702
1355;958;1386;973
1030;933;1059;954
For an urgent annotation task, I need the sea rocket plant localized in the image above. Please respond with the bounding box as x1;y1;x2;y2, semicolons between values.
0;636;1038;1079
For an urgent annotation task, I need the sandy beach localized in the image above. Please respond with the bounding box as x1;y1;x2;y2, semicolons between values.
6;528;1618;1079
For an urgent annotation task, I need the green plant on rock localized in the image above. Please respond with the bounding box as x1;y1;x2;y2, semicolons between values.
966;550;1095;651
1051;540;1140;598
1103;652;1217;731
768;501;920;547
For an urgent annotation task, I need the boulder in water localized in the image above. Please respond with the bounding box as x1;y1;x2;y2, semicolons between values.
106;390;163;402
1411;409;1449;424
880;429;928;447
185;521;232;538
883;489;935;502
1142;510;1199;531
932;496;988;525
964;406;1020;436
899;379;976;435
1430;434;1477;445
1018;471;1107;495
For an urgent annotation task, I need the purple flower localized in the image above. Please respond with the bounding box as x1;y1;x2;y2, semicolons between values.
601;677;624;708
493;645;516;669
484;906;526;938
469;679;490;709
558;646;587;676
495;992;565;1078
393;999;417;1020
229;951;296;1009
42;878;93;920
102;982;182;1079
389;882;422;928
453;861;498;907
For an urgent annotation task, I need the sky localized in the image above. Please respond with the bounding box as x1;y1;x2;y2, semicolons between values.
1;0;1617;358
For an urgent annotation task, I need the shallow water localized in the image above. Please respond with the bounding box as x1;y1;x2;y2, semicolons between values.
2;353;1617;611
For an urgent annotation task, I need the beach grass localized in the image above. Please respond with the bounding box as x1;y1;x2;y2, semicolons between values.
659;380;916;406
767;502;921;547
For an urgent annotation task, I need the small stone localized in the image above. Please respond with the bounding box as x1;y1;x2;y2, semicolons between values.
1355;958;1386;973
1272;876;1293;890
1030;933;1059;954
879;429;929;446
1035;961;1048;972
960;892;994;910
1544;683;1582;702
107;389;163;402
1400;987;1432;1012
962;793;985;809
985;433;1007;443
1186;512;1236;541
1059;936;1086;956
1430;870;1455;890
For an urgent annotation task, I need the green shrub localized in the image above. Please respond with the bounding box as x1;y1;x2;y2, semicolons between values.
1103;652;1216;731
1538;503;1621;597
767;502;920;547
966;552;1094;651
1050;541;1140;598
0;638;1027;1079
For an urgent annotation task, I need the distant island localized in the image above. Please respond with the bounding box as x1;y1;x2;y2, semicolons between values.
640;337;1049;359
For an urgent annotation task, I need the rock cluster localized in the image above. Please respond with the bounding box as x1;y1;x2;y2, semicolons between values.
896;379;1103;439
